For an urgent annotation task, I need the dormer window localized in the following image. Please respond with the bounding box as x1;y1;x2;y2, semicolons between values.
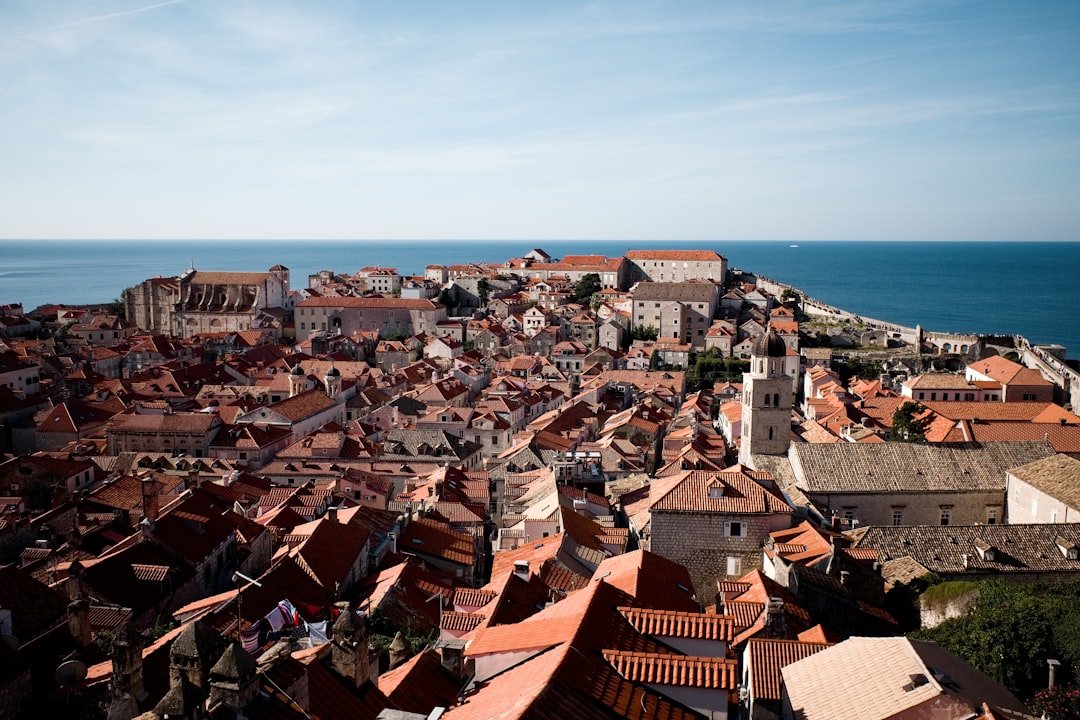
974;538;995;562
708;485;724;499
1056;537;1079;560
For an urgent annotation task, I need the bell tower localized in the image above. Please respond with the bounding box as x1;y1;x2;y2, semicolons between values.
739;330;793;466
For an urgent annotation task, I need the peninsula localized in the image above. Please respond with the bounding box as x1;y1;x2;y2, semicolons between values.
0;246;1076;720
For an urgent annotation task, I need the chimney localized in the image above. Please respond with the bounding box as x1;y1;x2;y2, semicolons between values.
388;631;410;670
387;532;397;555
831;515;842;532
513;560;530;582
840;570;850;586
110;622;147;703
67;596;91;648
328;506;338;523
141;477;159;521
331;604;370;688
438;639;469;681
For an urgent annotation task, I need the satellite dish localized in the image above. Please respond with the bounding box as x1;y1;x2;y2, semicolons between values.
55;659;87;688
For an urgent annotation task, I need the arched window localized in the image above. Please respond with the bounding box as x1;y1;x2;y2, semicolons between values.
764;394;771;406
768;427;774;440
774;393;780;407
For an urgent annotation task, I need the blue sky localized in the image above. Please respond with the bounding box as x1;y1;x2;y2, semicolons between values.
1;1;1078;241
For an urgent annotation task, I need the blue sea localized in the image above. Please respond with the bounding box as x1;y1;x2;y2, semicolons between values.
1;240;1078;357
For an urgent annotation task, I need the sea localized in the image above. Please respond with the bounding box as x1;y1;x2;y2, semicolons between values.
1;240;1078;358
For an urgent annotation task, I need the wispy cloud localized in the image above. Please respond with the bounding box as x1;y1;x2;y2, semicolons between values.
49;0;187;30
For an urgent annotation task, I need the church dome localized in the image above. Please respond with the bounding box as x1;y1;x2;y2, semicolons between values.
291;364;305;376
753;330;787;358
326;365;341;377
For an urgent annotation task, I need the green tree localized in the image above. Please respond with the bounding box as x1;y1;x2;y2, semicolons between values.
437;288;455;309
477;278;491;306
913;580;1080;700
890;401;928;442
839;356;884;382
110;288;129;319
631;325;658;342
573;273;602;304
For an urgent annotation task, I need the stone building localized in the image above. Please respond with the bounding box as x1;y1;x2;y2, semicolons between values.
625;249;728;284
648;466;793;598
787;440;1056;528
1006;453;1080;524
293;296;446;339
740;331;794;467
126;266;291;338
630;282;720;349
106;412;223;457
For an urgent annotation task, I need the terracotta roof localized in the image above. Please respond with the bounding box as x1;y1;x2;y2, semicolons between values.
131;563;171;582
399;517;476;566
922;401;1073;422
295;296;439;309
603;650;738;688
626;250;725;261
745;638;833;700
377;647;463;716
618;606;734;641
441;610;486;633
650;466;793;515
454;588;498;609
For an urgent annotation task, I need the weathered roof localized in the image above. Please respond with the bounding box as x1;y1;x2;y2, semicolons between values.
781;637;1027;720
1007;454;1080;509
846;523;1080;575
791;441;1055;493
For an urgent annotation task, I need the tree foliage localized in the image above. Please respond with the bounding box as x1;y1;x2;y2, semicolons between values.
477;278;491;306
631;325;658;342
913;580;1080;701
686;350;750;391
890;401;928;442
839;356;884;382
573;273;602;304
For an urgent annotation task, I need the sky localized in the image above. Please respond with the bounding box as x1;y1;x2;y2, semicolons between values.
1;1;1078;241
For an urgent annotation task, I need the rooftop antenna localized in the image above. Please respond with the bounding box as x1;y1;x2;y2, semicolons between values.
232;570;263;641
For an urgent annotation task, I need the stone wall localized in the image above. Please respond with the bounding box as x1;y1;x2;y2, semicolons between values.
805;489;1004;528
651;511;782;599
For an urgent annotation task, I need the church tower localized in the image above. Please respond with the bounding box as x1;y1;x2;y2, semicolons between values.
289;364;306;397
324;362;342;397
739;330;793;467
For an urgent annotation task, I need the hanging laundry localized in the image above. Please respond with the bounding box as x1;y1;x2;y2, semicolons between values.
241;619;266;655
308;621;328;646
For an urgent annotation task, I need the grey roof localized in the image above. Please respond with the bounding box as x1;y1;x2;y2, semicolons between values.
791;441;1055;493
847;523;1080;575
380;428;479;462
631;282;718;303
753;330;787;358
209;642;257;680
1007;454;1080;510
171;618;222;662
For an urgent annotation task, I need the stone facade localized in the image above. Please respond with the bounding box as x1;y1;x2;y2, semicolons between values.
651;511;789;599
